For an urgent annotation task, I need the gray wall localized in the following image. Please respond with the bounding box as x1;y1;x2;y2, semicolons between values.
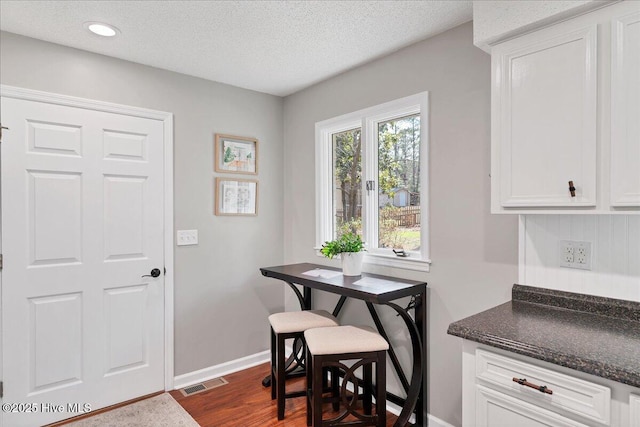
1;21;520;425
282;22;518;426
0;31;285;376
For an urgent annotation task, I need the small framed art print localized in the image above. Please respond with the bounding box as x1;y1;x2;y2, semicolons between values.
215;178;258;216
215;134;258;174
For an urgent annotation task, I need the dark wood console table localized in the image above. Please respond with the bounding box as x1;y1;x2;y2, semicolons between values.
260;262;428;427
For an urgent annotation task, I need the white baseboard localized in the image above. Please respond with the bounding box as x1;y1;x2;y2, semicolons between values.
385;400;454;427
173;350;270;390
174;350;456;427
340;376;454;427
384;399;416;424
426;413;456;427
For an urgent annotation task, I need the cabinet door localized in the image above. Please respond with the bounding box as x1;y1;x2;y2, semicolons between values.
611;10;640;207
493;24;597;208
476;385;590;427
631;394;640;427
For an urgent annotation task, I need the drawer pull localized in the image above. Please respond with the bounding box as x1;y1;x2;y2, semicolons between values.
512;377;553;395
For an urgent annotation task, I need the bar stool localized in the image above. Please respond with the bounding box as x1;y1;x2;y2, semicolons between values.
304;325;388;427
269;310;339;420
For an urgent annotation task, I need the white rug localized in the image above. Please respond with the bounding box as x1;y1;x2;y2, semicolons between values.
65;394;199;427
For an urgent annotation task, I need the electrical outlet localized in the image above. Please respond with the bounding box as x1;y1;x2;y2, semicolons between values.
574;242;591;269
562;244;574;263
564;252;575;263
559;240;592;270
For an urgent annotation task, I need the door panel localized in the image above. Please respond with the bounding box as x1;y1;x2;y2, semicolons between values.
104;284;148;375
27;120;83;156
29;293;83;392
611;10;640;206
1;96;165;426
103;130;147;161
29;171;83;265
103;175;146;259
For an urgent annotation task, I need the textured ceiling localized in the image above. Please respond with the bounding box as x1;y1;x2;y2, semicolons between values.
0;1;472;96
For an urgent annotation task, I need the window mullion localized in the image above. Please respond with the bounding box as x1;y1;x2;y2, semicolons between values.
362;116;378;252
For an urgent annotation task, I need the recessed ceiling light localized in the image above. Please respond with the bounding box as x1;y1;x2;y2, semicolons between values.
84;22;119;37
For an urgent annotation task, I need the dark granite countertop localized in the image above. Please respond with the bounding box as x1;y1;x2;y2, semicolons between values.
447;285;640;388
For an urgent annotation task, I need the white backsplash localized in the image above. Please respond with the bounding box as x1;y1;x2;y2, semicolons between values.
520;215;640;302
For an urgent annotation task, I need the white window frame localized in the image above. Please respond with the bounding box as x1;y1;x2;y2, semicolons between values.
315;92;430;272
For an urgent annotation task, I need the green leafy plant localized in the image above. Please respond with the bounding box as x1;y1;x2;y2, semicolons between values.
320;232;365;259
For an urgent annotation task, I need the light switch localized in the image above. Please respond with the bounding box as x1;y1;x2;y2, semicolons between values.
177;229;198;246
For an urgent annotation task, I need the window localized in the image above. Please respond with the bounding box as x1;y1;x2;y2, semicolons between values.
315;92;430;271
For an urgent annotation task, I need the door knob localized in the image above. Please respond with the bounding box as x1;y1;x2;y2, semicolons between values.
142;268;161;278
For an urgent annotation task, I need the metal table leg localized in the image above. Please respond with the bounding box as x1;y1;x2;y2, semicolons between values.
415;291;428;425
383;300;424;427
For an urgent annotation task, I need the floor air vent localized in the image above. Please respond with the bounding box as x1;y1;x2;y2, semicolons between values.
180;377;228;397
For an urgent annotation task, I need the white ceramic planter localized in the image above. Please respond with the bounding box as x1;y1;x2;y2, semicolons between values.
341;251;364;276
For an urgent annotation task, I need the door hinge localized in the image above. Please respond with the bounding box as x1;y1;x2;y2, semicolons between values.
1;381;3;398
0;254;3;270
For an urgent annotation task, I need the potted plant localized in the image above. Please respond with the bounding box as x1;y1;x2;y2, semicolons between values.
320;232;365;276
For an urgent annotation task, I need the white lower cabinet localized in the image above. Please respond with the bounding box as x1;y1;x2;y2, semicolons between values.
476;385;589;427
463;341;640;427
631;394;640;427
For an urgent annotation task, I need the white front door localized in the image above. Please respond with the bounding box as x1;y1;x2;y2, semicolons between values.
1;95;165;426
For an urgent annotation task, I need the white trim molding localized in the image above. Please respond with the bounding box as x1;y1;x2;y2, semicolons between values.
0;84;176;391
173;351;270;390
0;85;172;121
315;92;430;272
424;413;457;427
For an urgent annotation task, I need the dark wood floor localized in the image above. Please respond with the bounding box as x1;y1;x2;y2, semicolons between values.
170;362;399;427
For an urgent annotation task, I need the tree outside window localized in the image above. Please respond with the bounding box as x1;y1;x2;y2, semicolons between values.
316;92;430;271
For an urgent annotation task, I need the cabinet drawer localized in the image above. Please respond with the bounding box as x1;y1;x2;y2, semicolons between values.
476;349;611;425
476;385;589;427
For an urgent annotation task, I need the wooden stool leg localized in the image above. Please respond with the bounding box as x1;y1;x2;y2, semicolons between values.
322;366;328;389
306;346;312;426
270;327;276;400
277;334;286;420
312;355;324;427
363;361;372;415
331;366;340;411
376;351;386;427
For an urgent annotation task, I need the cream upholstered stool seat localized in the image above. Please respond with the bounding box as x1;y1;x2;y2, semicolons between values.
269;310;339;334
268;310;339;420
304;325;388;427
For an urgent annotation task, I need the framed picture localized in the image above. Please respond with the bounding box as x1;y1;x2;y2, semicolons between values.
215;178;258;216
215;134;258;174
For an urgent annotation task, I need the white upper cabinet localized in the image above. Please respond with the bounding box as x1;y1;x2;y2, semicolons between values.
610;9;640;207
490;1;640;214
493;23;597;209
